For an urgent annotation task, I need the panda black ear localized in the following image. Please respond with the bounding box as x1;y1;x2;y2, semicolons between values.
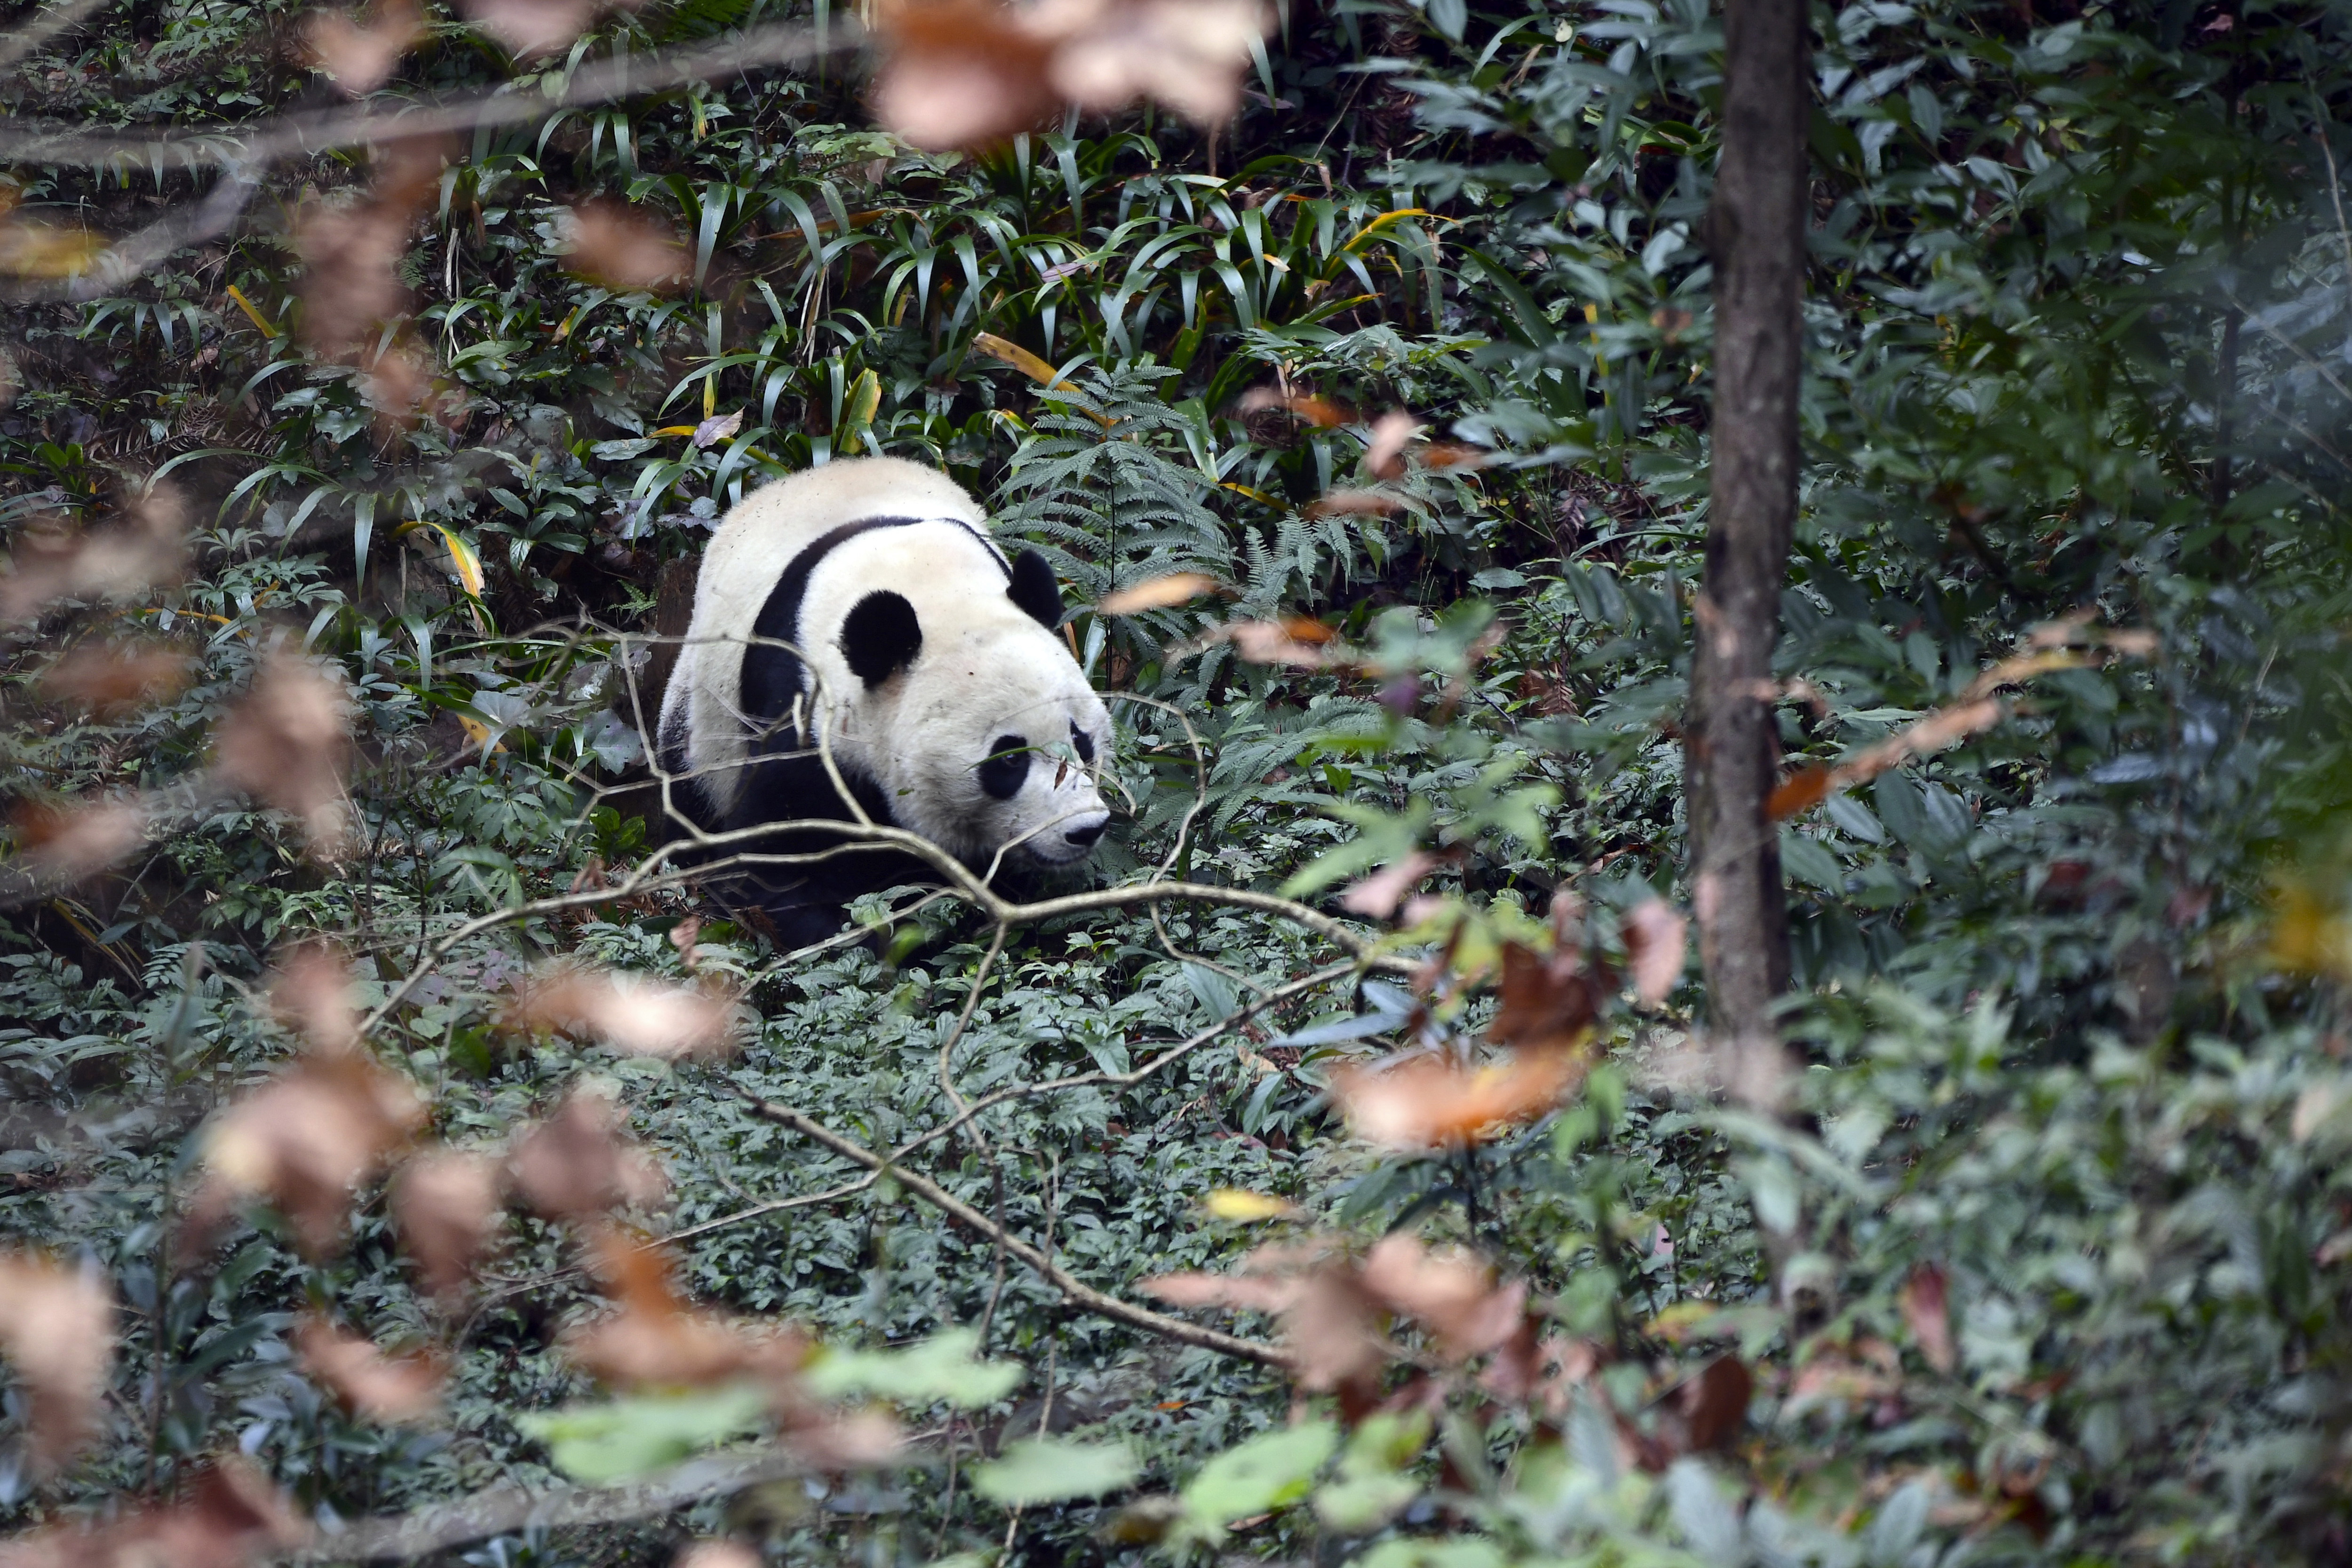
840;591;923;688
1007;548;1064;630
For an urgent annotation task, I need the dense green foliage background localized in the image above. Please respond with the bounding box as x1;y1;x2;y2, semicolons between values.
6;0;2352;1561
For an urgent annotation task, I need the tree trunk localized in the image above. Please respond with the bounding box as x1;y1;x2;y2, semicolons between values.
1685;0;1808;1033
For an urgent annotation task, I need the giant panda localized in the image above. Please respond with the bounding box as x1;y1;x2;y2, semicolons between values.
655;456;1113;945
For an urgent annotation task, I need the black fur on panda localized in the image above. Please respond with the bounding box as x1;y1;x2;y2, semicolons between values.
655;457;1112;945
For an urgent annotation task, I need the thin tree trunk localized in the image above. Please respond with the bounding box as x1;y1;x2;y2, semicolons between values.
1686;0;1808;1033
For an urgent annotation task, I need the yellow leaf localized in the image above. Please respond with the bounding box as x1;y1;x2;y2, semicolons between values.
394;521;484;597
0;217;107;278
1202;1189;1297;1223
971;331;1067;390
1341;208;1438;253
225;284;282;338
456;714;506;754
1098;573;1223;615
840;368;880;454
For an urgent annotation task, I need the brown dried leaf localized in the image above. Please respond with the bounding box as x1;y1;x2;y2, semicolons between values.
459;0;601;55
1331;1048;1584;1150
509;968;739;1060
1142;1251;1382;1394
1338;851;1437;919
870;0;1060;150
0;1252;115;1474
39;642;192;713
1358;1234;1525;1361
1901;1262;1955;1374
391;1150;504;1298
271;942;363;1056
509;1087;669;1220
563;201;689;292
193;978;427;1255
1302;488;1405;520
0;1460;309;1568
674;1543;765;1568
213;654;356;856
1225;619;1338;668
870;0;1267;151
294;1314;445;1423
566;1229;808;1389
1039;0;1269;124
1619;897;1686;1008
785;1407;905;1469
9;796;151;887
1421;442;1487;470
296;139;444;359
1764;762;1832;821
303;0;425;95
1098;571;1222;615
358;343;436;431
691;409;745;450
1236;387;1353;427
1679;1354;1752;1450
0;486;188;624
1488;941;1601;1052
1363;410;1421;481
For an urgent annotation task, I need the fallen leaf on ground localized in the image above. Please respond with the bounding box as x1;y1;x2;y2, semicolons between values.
0;1252;115;1474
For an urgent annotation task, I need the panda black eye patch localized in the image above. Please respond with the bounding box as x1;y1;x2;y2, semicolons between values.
1070;722;1095;764
978;734;1031;799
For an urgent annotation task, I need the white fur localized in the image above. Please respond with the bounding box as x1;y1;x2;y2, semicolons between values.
659;456;1112;869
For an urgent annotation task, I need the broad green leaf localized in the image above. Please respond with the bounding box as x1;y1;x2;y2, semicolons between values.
970;1437;1140;1505
514;1385;768;1484
1177;1419;1338;1543
802;1329;1021;1409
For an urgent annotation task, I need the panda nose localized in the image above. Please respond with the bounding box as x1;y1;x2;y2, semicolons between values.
1064;820;1105;848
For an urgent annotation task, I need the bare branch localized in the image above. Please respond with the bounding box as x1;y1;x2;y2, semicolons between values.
0;0;113;72
273;1442;824;1563
733;1086;1290;1370
0;20;855;171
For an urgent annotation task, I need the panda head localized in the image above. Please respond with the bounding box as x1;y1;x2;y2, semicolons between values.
832;548;1113;871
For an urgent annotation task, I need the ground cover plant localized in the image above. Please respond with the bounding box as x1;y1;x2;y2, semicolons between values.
3;0;2352;1562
